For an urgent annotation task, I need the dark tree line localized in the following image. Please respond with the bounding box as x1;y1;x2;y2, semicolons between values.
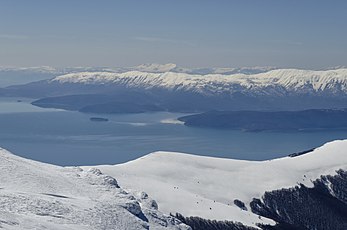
173;213;257;230
174;170;347;230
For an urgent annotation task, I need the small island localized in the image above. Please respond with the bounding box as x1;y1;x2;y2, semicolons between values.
90;117;109;122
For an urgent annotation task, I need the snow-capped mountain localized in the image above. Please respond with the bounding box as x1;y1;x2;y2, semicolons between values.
2;68;347;113
51;68;347;95
0;147;190;230
122;63;277;74
171;66;277;75
128;63;276;75
0;64;274;78
132;63;178;73
86;140;347;229
0;66;59;74
0;66;114;87
0;64;274;89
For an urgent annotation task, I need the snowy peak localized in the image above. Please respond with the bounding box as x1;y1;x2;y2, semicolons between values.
132;63;177;72
0;147;190;230
172;66;277;75
0;66;58;73
93;140;347;227
262;68;347;91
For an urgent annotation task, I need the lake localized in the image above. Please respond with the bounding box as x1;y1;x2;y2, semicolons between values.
1;97;347;166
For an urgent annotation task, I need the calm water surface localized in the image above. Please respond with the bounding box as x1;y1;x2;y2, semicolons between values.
1;97;347;166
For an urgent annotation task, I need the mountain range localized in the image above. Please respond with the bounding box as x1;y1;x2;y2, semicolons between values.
0;64;275;88
1;68;347;113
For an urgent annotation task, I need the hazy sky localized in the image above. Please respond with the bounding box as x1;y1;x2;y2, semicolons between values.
1;0;346;68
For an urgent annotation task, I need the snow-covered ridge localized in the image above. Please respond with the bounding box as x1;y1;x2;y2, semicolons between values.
0;148;189;230
91;140;347;227
0;66;58;73
52;68;347;95
0;64;274;75
1;140;346;229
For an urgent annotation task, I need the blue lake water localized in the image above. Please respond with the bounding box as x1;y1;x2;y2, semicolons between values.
1;97;347;166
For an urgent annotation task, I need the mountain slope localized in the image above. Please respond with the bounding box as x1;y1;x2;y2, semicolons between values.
89;140;347;228
1;140;346;229
0;147;190;230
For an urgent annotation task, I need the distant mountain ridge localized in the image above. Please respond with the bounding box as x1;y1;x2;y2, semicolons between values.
51;68;347;95
0;64;276;76
2;68;347;113
178;109;347;131
0;64;275;88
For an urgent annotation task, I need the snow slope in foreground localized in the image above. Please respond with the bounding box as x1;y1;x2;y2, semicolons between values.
0;148;190;230
90;140;347;227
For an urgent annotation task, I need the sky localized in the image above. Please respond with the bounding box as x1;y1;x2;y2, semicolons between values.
1;0;346;69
